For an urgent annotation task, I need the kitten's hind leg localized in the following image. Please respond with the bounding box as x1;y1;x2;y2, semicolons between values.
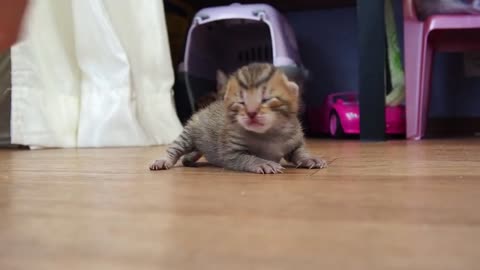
150;131;194;171
181;151;202;167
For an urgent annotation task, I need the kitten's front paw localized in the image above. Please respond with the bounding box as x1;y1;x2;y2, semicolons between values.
251;161;284;174
149;159;173;170
295;157;327;169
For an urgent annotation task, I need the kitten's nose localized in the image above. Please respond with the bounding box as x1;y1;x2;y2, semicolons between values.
247;111;258;119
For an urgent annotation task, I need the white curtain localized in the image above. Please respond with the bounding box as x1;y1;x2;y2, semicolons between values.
11;0;183;148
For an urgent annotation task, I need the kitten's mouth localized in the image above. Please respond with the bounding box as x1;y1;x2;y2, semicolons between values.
246;119;264;127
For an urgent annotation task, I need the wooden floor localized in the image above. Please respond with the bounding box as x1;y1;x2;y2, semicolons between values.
1;139;480;270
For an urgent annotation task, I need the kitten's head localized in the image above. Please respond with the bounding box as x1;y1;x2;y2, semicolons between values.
223;63;299;134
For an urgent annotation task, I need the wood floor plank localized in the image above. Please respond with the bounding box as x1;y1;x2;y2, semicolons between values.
1;139;480;270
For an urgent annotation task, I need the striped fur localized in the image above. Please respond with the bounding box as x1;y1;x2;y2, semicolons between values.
150;63;327;174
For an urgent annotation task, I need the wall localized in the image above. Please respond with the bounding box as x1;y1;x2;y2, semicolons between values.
286;1;480;118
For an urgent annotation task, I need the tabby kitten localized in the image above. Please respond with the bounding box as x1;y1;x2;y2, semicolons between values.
150;63;326;174
414;0;480;20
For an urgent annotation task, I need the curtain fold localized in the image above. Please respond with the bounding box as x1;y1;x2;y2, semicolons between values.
11;0;182;148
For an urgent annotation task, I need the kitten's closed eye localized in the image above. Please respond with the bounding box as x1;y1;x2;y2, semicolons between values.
261;97;272;103
262;97;279;104
235;97;275;105
268;98;288;110
229;102;243;112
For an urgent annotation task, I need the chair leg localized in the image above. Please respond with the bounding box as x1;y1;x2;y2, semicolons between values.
404;21;426;140
418;42;434;139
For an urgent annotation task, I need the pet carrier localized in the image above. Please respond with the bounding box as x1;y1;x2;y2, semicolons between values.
174;3;306;123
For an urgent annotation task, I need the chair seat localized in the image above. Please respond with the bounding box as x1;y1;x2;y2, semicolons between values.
428;28;480;52
425;14;480;32
426;15;480;51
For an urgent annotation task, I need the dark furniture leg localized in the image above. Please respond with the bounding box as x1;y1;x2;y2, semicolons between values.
357;0;386;141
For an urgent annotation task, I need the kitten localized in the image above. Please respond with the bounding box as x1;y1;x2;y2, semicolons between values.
150;63;326;174
414;0;480;20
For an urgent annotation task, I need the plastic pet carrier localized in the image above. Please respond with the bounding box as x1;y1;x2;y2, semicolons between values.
174;3;305;123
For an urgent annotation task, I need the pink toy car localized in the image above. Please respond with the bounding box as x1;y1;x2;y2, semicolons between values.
307;92;406;137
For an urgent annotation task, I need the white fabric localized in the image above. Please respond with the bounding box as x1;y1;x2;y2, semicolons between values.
11;0;182;148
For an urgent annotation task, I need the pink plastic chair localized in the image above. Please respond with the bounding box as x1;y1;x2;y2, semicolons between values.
403;0;480;140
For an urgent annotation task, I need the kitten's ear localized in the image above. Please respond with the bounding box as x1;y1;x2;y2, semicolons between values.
282;74;299;96
223;80;233;101
216;70;228;93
